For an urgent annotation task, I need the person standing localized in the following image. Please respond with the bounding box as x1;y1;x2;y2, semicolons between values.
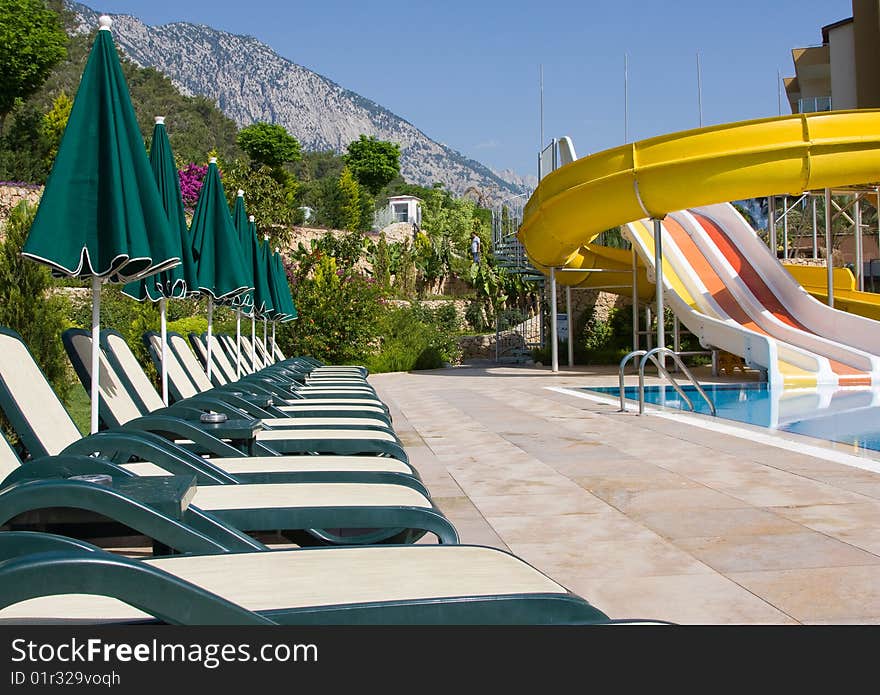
471;231;482;264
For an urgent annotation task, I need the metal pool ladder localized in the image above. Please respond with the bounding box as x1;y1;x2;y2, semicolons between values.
618;347;716;416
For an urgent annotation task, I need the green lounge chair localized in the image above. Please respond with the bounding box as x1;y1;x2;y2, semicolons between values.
0;327;456;546
0;531;616;625
95;329;393;434
147;330;391;417
160;332;387;411
191;332;372;392
62;329;409;461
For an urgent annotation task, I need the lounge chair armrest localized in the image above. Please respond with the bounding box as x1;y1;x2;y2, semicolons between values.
61;430;241;484
0;544;276;624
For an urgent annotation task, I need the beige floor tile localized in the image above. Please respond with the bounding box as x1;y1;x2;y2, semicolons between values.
487;512;657;545
508;538;713;582
677;531;880;573
468;491;611;517
638;507;805;540
729;565;880;623
569;573;797;624
588;485;749;516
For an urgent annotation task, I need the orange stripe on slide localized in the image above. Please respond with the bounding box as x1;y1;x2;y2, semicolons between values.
691;213;870;385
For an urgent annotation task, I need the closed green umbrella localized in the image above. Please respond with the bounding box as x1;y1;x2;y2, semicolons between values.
123;116;197;404
230;190;253;377
23;17;180;433
268;247;297;360
257;236;278;363
189;157;251;380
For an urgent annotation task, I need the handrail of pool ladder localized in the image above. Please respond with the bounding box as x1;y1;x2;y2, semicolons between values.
618;349;716;416
638;348;716;416
617;350;694;415
618;349;694;413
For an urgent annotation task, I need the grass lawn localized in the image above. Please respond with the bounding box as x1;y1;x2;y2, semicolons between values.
66;383;91;436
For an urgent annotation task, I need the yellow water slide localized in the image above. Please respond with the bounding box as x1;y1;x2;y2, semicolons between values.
783;264;880;321
519;110;880;268
518;110;880;386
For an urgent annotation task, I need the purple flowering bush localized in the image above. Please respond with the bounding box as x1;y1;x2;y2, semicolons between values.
178;163;208;209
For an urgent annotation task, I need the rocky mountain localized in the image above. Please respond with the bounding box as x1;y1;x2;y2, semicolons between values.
69;2;527;202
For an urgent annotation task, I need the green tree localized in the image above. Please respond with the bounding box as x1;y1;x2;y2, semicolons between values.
338;166;362;231
344;134;401;195
0;201;75;407
0;0;67;134
220;158;296;243
237;122;302;171
371;231;391;290
41;89;71;164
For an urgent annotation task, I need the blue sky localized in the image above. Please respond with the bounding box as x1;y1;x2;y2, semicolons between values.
94;0;853;180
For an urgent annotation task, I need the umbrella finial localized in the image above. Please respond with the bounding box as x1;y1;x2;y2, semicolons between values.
237;189;245;197
154;116;165;125
98;15;112;31
209;156;218;164
264;234;269;242
249;215;255;222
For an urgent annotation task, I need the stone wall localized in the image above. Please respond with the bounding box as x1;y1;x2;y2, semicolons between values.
382;297;472;331
0;184;43;240
457;330;526;360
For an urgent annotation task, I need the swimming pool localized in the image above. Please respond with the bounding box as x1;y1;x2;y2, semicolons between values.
588;383;880;453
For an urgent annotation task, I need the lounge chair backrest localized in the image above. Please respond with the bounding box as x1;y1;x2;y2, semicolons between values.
0;329;82;456
64;330;145;427
203;334;238;383
253;334;273;366
234;333;257;374
274;343;286;361
103;332;165;412
149;333;203;399
0;434;22;481
189;333;208;368
240;336;265;370
188;334;229;385
217;334;247;379
166;334;212;394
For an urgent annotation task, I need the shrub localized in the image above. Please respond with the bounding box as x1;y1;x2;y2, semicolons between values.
278;253;383;364
0;201;76;407
367;304;461;374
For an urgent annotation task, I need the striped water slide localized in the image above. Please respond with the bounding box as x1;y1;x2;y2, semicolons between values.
679;203;880;387
625;215;824;391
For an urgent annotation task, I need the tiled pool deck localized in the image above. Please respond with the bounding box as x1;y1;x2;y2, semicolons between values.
370;364;880;624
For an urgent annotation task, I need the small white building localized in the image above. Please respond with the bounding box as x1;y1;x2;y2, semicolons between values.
383;195;422;227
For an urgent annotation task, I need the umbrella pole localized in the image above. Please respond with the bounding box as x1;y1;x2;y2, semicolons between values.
90;276;102;434
160;297;169;406
263;317;268;362
206;296;213;381
236;309;242;379
251;313;257;370
271;321;276;364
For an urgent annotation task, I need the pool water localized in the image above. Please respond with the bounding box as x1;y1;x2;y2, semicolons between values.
588;383;880;453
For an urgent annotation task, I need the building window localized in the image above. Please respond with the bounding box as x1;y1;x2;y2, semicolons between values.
392;203;409;223
798;96;832;113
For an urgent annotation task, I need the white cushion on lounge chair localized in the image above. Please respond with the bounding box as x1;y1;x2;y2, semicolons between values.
193;482;430;511
121;455;412;477
0;546;567;623
255;429;397;443
260;417;388;428
0;333;84;455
